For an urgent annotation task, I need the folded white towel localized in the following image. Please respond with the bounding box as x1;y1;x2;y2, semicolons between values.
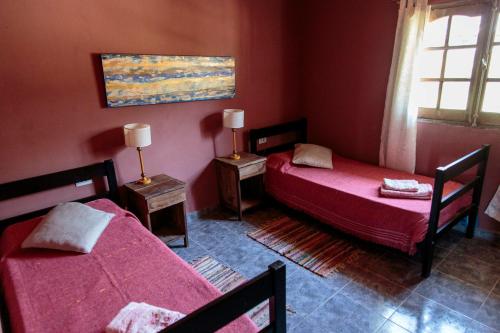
383;179;419;192
380;183;433;200
106;302;185;333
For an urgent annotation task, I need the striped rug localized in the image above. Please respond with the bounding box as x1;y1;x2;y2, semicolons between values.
189;256;270;329
248;216;357;277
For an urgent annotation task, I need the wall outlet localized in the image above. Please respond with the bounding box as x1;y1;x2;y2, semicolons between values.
258;137;267;144
75;179;93;187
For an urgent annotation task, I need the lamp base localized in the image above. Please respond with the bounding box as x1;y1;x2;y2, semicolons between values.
229;153;241;160
136;176;152;185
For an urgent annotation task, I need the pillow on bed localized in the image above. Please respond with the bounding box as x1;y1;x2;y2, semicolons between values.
22;202;114;253
292;143;333;169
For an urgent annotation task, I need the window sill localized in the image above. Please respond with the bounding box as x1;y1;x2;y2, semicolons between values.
417;118;500;131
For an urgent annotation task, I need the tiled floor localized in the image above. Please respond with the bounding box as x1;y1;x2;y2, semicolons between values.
170;205;500;333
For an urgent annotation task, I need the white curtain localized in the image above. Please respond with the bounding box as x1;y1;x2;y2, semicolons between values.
379;0;428;174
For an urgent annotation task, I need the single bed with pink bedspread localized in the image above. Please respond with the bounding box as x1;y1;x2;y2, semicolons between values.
265;151;471;255
0;199;258;333
251;119;489;278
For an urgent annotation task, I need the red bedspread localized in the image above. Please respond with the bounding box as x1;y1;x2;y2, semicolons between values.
266;151;470;254
0;199;257;333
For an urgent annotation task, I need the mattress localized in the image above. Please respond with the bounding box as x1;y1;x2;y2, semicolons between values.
0;199;257;333
265;151;470;254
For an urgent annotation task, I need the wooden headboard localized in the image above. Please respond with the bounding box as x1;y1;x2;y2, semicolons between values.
0;160;118;226
249;118;307;156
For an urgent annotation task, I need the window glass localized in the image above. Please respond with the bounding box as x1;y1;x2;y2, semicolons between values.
444;48;476;78
416;81;440;108
440;82;470;109
423;16;449;47
449;15;481;46
482;82;500;113
419;50;444;78
488;45;500;78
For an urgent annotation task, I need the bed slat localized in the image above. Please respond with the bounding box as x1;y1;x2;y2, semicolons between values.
249;118;307;155
163;261;286;333
440;177;479;209
437;146;489;182
0;160;119;225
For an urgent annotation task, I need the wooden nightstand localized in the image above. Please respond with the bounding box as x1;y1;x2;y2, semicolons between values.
124;174;188;247
215;152;267;220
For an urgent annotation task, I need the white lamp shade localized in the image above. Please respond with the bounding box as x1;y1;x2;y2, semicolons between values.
123;123;152;148
223;109;244;129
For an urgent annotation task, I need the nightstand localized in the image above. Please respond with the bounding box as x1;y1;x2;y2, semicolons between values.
124;174;188;247
215;152;267;220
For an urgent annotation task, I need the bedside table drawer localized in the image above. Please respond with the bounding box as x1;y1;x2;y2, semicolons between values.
239;162;266;180
148;190;186;212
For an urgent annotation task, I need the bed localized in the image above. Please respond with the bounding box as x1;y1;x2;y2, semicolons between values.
249;118;490;278
0;160;286;333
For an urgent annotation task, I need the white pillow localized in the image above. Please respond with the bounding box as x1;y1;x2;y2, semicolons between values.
292;143;333;169
22;202;114;253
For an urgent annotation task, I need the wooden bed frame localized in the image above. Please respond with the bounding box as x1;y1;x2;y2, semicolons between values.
249;118;490;278
0;160;286;333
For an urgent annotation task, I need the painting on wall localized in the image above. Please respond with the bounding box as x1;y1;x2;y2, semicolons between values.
101;54;236;107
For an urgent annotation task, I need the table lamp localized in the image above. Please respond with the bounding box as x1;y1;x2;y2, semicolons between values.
223;109;244;160
124;123;152;185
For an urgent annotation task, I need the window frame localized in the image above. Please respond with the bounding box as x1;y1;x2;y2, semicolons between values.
417;0;500;127
476;3;500;125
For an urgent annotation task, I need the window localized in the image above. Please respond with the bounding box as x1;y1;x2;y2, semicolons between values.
416;0;500;126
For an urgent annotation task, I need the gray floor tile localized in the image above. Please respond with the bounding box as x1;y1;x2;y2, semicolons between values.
376;320;411;333
414;270;489;317
365;252;424;290
171;206;500;333
464;320;498;333
189;221;238;251
493;280;500;295
301;293;387;333
453;236;500;267
285;267;340;315
170;240;208;262
210;236;264;269
287;311;306;331
290;317;326;333
437;253;500;291
474;293;500;332
340;265;411;319
234;249;284;278
390;293;494;333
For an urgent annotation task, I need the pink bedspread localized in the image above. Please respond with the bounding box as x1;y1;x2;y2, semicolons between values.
0;199;257;333
266;151;470;254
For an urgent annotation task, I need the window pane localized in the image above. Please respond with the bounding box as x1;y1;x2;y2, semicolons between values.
444;48;476;78
495;13;500;43
482;82;500;113
423;16;449;47
488;45;500;78
449;15;481;46
419;50;444;78
440;82;470;110
416;81;440;108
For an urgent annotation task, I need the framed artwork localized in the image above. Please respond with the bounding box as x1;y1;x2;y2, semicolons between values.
101;54;235;107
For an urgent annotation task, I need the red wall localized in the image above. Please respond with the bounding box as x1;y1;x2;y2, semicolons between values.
2;0;499;231
0;0;302;217
301;0;399;165
301;0;500;231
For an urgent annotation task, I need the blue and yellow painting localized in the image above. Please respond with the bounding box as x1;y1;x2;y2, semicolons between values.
101;54;235;107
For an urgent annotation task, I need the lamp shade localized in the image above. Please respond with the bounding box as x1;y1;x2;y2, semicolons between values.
223;109;244;129
123;123;151;148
